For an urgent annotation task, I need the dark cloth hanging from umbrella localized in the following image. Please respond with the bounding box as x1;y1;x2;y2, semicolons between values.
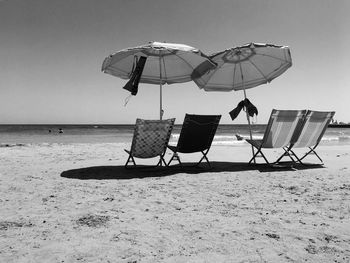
122;56;147;96
102;41;216;120
229;98;258;121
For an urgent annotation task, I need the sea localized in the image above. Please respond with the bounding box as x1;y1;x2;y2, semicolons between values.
1;124;350;147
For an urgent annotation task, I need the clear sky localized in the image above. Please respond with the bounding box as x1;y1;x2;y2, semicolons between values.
1;0;349;124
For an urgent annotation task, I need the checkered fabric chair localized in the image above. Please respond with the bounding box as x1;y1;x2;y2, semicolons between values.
125;118;175;167
285;110;335;164
246;109;307;164
167;114;221;168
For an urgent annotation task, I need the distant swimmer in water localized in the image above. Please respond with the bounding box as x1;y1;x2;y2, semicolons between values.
235;134;244;141
58;128;63;134
48;129;52;133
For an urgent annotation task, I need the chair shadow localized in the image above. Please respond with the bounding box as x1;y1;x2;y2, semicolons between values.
60;161;324;180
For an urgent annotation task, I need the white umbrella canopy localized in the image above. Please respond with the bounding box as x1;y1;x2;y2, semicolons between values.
194;43;292;92
193;43;292;162
102;42;216;119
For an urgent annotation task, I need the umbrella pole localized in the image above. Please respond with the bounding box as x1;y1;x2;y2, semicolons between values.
240;59;256;164
243;89;256;164
159;83;163;120
159;57;163;120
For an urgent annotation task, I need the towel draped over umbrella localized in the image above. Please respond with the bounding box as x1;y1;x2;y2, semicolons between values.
102;42;216;119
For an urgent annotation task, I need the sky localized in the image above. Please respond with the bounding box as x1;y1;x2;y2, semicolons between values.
0;0;349;124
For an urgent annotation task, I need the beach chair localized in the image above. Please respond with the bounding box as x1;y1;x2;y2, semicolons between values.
286;110;335;164
125;118;175;167
246;109;307;164
167;114;221;168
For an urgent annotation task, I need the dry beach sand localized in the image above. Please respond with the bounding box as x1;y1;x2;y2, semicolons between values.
0;143;349;262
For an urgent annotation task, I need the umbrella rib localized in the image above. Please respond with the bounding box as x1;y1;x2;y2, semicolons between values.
161;56;167;82
173;52;198;76
254;52;291;64
108;65;133;78
232;63;237;90
248;51;291;81
247;58;269;82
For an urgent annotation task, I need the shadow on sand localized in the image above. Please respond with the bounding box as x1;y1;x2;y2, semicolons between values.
60;161;324;180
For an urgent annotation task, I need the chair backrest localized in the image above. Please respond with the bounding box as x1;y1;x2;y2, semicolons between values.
176;114;221;153
292;110;335;148
262;109;307;148
130;118;175;158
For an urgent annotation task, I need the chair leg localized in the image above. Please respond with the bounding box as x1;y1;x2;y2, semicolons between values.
197;149;211;168
168;152;182;167
125;154;136;167
167;153;175;166
249;147;270;164
275;146;297;164
248;149;259;164
299;145;323;164
312;149;323;164
157;154;168;167
287;148;304;164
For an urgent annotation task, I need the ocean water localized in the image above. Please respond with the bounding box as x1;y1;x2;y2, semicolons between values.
0;124;350;147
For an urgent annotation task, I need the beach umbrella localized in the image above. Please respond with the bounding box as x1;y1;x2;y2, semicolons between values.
102;42;216;120
193;43;292;161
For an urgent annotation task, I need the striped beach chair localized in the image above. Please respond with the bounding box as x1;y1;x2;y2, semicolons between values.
246;109;307;164
125;118;175;167
286;110;335;164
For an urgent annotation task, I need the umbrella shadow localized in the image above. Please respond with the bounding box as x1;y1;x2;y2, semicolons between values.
60;161;324;180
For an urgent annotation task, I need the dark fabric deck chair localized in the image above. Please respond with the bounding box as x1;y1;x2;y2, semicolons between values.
167;114;221;168
125;118;175;167
246;109;307;164
286;110;335;164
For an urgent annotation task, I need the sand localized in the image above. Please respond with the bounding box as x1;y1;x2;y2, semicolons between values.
0;143;349;262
